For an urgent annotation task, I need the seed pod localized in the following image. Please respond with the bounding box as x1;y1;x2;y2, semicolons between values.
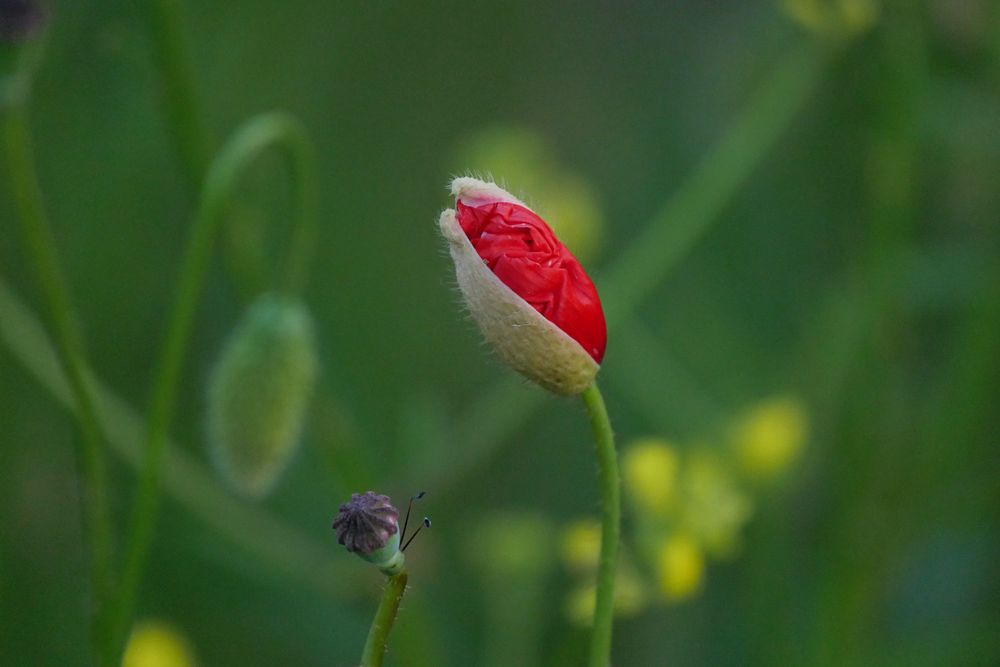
332;492;405;575
206;294;318;497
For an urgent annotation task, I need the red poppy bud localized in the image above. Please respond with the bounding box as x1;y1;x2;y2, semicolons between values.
440;177;606;395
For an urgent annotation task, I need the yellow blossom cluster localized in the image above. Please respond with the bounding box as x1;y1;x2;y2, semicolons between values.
560;518;649;626
781;0;880;36
123;620;197;667
559;395;809;622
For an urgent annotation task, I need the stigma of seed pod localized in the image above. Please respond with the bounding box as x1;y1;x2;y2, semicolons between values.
400;491;431;552
402;517;431;552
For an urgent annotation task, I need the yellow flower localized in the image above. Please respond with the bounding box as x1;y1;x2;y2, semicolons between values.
452;125;605;262
452;126;551;190
780;0;879;36
656;533;705;602
732;396;808;480
560;519;602;573
622;439;679;516
564;565;647;626
681;452;753;558
123;620;196;667
532;174;603;265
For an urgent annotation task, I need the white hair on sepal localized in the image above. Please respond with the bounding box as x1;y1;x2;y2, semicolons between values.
449;176;529;209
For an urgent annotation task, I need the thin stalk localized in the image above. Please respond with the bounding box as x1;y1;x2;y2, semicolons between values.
3;96;115;664
580;382;619;667
106;112;318;660
361;572;409;667
145;0;211;191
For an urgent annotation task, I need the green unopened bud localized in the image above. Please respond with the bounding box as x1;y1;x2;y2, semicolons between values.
206;294;318;498
332;492;405;576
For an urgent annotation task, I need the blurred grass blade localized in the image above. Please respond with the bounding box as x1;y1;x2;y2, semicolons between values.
605;316;725;436
599;41;830;325
0;276;354;600
4;78;115;665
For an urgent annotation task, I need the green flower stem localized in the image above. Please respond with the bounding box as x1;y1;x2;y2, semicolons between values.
145;0;211;191
106;112;319;660
580;382;619;667
3;95;115;665
361;572;409;667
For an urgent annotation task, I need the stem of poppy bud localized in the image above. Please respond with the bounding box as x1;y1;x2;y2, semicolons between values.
361;571;409;667
580;382;620;667
106;112;319;662
144;0;211;193
2;53;116;667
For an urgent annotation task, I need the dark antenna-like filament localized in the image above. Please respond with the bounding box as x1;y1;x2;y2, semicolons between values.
402;517;431;552
400;491;425;543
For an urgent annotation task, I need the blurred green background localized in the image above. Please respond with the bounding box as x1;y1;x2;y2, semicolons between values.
2;0;999;665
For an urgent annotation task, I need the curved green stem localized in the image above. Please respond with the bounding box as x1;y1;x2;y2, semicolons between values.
361;572;409;667
106;112;319;660
581;382;619;667
3;78;115;666
145;0;211;191
0;276;360;602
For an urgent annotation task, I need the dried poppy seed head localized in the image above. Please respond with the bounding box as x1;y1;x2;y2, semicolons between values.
0;0;46;41
332;492;405;575
333;492;399;553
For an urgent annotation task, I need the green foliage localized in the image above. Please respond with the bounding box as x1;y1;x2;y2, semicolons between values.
1;1;998;666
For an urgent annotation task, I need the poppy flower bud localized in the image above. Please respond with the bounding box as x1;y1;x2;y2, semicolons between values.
439;177;607;395
332;492;405;576
206;294;318;498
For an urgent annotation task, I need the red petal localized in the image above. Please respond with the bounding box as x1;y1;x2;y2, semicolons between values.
456;200;607;363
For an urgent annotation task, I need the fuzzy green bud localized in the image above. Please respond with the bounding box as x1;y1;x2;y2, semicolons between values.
206;293;318;498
